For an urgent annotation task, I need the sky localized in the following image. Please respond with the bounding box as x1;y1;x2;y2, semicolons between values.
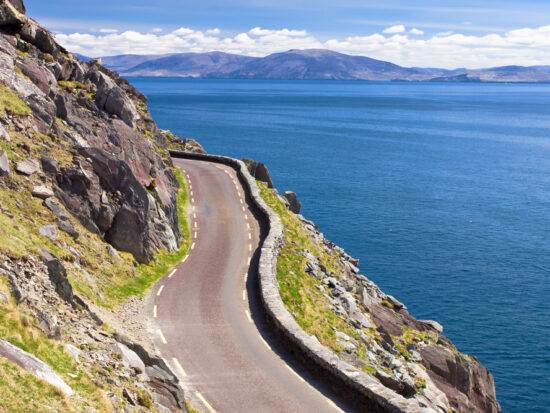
25;0;550;69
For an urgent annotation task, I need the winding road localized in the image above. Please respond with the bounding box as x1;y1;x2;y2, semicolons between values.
147;158;352;413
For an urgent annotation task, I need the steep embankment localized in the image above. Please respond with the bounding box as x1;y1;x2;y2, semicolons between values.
254;173;501;412
0;1;203;411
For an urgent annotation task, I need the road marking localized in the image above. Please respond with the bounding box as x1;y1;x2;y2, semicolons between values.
248;233;252;240
194;231;198;239
192;206;195;211
191;242;196;250
249;244;252;252
259;335;271;350
191;198;195;204
241;206;245;211
247;257;251;265
247;223;250;230
242;289;246;301
157;285;164;296
244;272;248;282
181;169;186;173
168;269;177;278
196;392;216;413
193;213;197;219
172;358;187;377
190;191;194;196
194;221;197;228
153;305;157;318
239;198;243;204
245;310;253;323
285;365;305;383
181;255;188;263
244;214;248;220
189;184;193;189
157;329;167;344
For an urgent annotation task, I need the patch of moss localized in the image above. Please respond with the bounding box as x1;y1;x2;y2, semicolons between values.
0;83;31;116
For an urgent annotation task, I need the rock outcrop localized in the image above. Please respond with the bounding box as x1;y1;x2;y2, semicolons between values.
0;1;184;262
290;212;501;413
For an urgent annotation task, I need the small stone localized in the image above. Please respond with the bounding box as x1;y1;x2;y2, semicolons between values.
15;159;40;176
0;124;9;142
65;344;81;364
32;185;54;199
335;331;351;341
38;225;56;241
107;244;120;260
0;150;9;176
0;291;8;304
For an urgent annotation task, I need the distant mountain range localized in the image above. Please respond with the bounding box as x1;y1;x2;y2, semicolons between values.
87;49;550;82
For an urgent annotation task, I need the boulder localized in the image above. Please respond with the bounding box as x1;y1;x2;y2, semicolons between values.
0;123;9;141
4;0;24;14
20;20;60;55
420;345;500;413
40;247;73;302
31;185;54;199
15;158;39;175
40;154;59;174
419;319;444;334
0;0;25;26
44;197;79;238
109;343;145;374
282;191;301;214
0;149;9;175
15;59;54;94
0;339;73;396
181;138;206;154
38;224;56;241
242;159;274;188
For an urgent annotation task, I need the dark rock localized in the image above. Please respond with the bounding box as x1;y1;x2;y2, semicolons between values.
40;154;59;174
282;191;301;213
44;198;79;238
40;247;73;302
0;0;25;26
4;0;24;14
15;59;53;94
20;20;60;55
122;388;137;406
420;345;500;413
15;158;39;175
371;303;404;337
0;149;9;175
242;158;274;188
375;370;416;398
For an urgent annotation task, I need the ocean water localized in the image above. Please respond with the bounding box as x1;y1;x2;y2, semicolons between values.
129;78;550;412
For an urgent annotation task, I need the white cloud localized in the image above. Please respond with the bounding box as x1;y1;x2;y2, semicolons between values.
151;28;163;33
383;25;405;34
54;24;550;69
409;28;424;35
99;28;118;33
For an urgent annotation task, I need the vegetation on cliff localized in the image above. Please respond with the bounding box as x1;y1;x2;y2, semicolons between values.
0;0;193;410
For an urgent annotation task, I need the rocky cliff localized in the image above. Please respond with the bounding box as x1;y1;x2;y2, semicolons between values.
0;0;200;411
259;182;500;413
0;0;200;263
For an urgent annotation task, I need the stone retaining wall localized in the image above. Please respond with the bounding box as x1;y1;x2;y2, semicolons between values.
169;151;423;413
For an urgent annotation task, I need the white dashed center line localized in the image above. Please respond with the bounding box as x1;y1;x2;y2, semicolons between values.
157;329;167;344
173;358;187;377
156;285;164;296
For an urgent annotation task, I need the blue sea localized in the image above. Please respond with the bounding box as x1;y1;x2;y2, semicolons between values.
129;78;550;412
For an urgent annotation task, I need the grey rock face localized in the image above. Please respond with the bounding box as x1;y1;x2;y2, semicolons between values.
282;191;301;214
0;339;74;396
242;158;274;188
0;149;9;175
44;197;78;238
15;158;39;175
0;291;8;303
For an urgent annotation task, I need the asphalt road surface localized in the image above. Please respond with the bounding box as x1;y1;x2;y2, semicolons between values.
148;158;353;413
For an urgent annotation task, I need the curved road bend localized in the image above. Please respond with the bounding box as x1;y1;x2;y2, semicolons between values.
148;158;353;413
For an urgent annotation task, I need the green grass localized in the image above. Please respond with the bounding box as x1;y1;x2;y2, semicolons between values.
0;83;31;116
97;166;190;304
257;182;376;356
0;278;112;412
